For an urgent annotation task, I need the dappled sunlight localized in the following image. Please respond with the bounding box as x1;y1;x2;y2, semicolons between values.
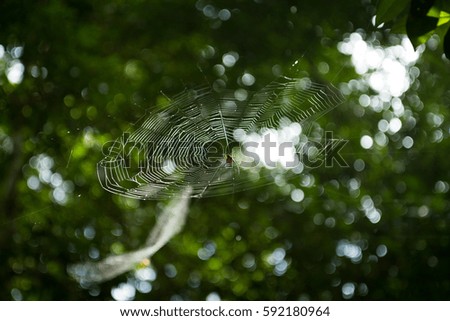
339;33;420;99
27;154;75;205
0;44;25;85
264;247;290;276
234;121;304;171
336;239;362;263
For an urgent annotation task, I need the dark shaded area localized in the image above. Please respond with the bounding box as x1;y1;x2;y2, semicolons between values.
376;0;450;57
1;0;449;300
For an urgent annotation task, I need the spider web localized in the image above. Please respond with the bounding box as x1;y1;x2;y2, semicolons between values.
97;76;344;200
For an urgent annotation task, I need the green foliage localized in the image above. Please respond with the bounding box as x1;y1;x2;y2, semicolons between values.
376;0;450;57
375;0;410;26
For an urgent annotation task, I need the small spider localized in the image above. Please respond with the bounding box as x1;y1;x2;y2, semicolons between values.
226;154;233;166
225;154;240;173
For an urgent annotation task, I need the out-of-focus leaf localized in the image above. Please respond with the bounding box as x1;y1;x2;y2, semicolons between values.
437;11;450;26
427;5;442;18
391;14;408;34
376;0;410;25
406;0;438;46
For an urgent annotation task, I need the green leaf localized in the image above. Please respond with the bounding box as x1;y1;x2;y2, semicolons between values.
390;14;408;34
406;0;438;42
427;5;442;18
376;0;410;25
406;15;438;45
438;10;450;26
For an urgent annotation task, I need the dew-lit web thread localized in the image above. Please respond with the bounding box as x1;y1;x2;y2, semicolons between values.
97;76;344;200
68;187;192;284
240;78;342;134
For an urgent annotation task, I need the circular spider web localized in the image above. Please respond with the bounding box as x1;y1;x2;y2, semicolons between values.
97;76;344;199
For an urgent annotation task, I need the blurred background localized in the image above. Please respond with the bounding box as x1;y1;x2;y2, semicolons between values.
1;0;449;300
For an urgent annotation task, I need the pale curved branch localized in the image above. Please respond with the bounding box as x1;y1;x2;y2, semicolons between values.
68;186;192;284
